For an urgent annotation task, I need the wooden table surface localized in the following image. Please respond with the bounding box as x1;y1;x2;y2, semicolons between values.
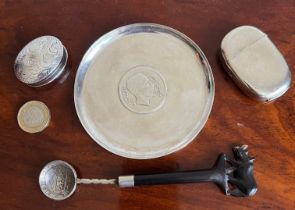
0;0;294;209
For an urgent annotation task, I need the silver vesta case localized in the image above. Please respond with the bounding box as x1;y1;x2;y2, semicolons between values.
220;26;291;102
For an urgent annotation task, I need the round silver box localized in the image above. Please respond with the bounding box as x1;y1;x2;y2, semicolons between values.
75;23;214;159
14;36;68;87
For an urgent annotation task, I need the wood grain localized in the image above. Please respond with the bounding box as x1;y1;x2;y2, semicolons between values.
0;0;294;209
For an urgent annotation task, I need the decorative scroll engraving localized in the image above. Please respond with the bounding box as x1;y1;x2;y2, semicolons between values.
15;36;63;84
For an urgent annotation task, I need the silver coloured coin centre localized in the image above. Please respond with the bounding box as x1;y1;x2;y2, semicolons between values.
119;66;167;114
22;105;45;127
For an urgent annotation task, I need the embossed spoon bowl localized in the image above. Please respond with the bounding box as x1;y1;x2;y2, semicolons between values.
39;146;257;200
39;160;116;201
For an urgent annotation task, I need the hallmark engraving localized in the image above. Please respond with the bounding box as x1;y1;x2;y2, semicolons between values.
119;66;167;114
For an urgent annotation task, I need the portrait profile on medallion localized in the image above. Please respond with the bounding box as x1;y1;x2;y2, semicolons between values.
119;66;167;114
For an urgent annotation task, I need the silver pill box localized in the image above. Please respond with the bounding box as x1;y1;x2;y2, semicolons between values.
220;26;291;102
14;36;68;87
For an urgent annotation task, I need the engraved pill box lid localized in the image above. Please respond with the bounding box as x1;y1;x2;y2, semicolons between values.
220;25;291;102
74;23;214;159
14;36;68;87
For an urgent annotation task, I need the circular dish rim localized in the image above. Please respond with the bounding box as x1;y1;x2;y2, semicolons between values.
74;23;215;159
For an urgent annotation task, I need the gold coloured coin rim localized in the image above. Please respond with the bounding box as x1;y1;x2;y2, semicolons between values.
17;100;51;133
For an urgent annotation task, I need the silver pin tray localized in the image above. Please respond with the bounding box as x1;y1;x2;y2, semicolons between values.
74;23;214;159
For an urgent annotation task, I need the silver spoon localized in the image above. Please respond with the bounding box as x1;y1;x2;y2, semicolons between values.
39;146;257;200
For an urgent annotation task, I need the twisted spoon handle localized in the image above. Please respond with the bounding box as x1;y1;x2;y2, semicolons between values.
77;178;116;184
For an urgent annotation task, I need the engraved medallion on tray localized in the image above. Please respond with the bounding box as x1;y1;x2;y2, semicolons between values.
119;66;167;114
